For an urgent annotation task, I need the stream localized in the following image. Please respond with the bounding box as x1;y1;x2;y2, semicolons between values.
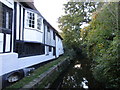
50;58;105;89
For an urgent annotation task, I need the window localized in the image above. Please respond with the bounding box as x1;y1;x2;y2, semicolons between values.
6;12;9;29
16;41;45;58
53;31;55;40
53;47;56;56
26;11;35;28
37;15;42;30
26;11;43;30
0;2;12;53
46;46;49;55
0;3;13;30
0;2;2;28
47;26;50;32
49;46;52;52
3;10;12;29
47;26;51;45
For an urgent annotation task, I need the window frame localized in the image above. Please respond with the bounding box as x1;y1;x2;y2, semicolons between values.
25;10;35;29
37;15;42;30
0;3;13;30
0;2;13;53
25;9;43;32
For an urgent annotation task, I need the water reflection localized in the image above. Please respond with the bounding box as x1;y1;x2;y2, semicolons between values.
51;58;105;89
80;77;89;89
60;61;89;89
74;64;82;69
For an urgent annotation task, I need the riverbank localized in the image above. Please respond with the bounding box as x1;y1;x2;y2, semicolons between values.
4;55;71;89
4;55;107;89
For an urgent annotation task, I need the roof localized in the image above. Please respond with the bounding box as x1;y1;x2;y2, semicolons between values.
43;20;63;40
20;2;37;10
20;2;63;40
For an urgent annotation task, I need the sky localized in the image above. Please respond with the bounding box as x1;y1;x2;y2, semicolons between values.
34;0;68;32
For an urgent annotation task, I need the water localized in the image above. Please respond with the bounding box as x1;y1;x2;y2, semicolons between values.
50;58;105;89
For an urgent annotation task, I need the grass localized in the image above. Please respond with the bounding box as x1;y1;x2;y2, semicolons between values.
36;70;59;88
5;55;68;89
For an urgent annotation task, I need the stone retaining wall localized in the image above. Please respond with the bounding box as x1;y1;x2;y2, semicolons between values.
20;57;71;89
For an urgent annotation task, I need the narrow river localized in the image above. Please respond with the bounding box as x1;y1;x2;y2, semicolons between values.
50;58;105;89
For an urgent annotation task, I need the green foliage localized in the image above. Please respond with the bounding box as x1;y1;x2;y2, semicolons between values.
58;2;97;56
81;2;120;88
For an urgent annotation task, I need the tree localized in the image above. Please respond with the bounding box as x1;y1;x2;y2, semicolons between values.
81;2;120;88
58;2;97;56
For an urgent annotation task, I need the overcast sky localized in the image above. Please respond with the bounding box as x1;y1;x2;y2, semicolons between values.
34;0;68;32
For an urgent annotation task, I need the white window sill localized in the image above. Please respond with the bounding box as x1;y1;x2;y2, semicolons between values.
25;27;43;33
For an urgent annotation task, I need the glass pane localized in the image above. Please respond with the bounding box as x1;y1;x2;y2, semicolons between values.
30;13;32;16
27;11;35;28
6;12;9;29
29;24;31;27
33;14;34;17
32;25;34;28
32;21;34;24
33;17;35;20
29;20;31;24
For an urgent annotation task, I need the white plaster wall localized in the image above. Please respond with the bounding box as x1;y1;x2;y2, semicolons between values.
0;52;56;76
45;46;49;55
41;19;44;43
20;7;23;40
0;53;18;76
16;4;24;40
59;39;64;55
1;0;14;9
24;29;43;43
0;33;3;52
0;55;2;76
40;19;44;33
44;25;47;44
56;36;59;57
16;3;20;40
56;36;64;57
52;40;55;47
42;22;45;43
18;54;55;70
5;34;10;52
48;31;50;45
11;1;15;53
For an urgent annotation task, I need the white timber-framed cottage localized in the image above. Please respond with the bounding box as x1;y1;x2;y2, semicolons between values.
0;0;64;88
